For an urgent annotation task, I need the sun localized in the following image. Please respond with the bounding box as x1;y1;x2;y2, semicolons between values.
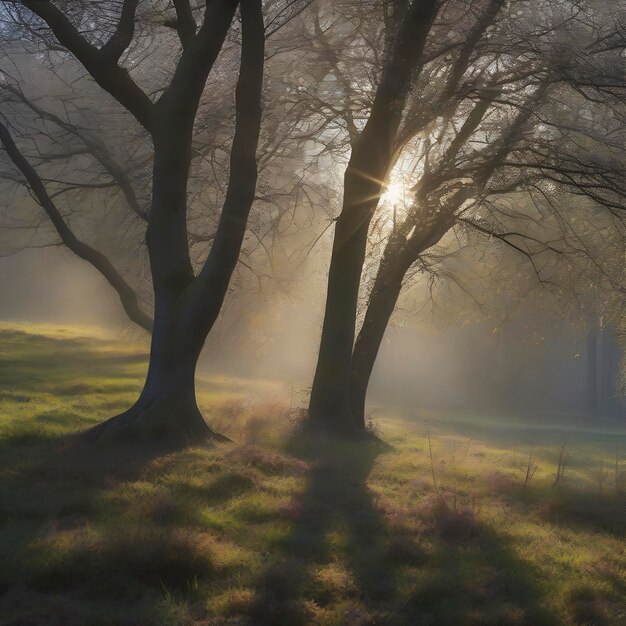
381;181;405;206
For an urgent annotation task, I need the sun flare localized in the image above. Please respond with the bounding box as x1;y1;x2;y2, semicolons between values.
381;181;405;205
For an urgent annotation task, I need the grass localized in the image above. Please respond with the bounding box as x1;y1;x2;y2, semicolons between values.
0;323;624;625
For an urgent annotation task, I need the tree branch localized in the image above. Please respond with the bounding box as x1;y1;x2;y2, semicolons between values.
1;83;148;221
0;118;152;332
100;0;140;63
155;0;239;125
190;0;264;321
21;0;154;131
171;0;197;47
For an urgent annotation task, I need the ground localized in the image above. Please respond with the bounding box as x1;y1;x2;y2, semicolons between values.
0;324;624;626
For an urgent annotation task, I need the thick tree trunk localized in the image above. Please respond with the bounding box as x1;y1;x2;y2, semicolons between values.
307;0;437;436
351;269;405;429
85;313;226;445
306;81;407;434
18;0;265;446
82;132;218;444
85;0;264;445
308;175;376;434
81;118;209;445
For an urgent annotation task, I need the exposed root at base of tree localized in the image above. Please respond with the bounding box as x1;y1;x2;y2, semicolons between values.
83;400;231;446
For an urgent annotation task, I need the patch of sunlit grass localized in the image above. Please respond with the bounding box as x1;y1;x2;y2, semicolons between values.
0;324;624;625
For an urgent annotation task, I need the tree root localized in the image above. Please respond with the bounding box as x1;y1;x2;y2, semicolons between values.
83;398;230;446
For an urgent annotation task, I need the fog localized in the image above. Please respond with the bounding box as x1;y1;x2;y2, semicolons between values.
0;0;624;429
0;249;127;327
1;2;625;622
3;245;621;419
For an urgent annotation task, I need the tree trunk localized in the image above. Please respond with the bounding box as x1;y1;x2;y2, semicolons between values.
351;268;405;429
350;218;453;429
85;0;264;445
308;171;383;435
85;309;226;445
17;0;267;446
307;0;438;435
83;133;221;445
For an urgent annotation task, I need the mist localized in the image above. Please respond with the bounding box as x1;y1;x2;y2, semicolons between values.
3;244;621;421
1;1;625;622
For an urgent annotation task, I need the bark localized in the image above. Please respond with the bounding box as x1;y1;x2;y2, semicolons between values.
191;0;265;328
308;180;379;433
23;0;153;130
308;0;438;435
348;84;548;429
351;258;408;429
15;0;260;445
350;219;453;427
84;0;264;444
84;316;227;445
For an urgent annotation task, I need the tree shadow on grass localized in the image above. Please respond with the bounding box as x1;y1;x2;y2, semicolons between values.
249;431;392;624
250;430;557;626
0;432;232;625
398;506;557;625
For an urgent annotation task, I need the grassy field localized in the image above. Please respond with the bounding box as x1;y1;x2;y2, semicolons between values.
0;324;624;626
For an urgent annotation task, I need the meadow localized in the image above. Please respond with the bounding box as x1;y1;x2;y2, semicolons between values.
0;324;624;625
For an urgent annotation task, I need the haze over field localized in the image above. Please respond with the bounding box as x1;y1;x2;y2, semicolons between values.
0;0;624;624
1;246;622;420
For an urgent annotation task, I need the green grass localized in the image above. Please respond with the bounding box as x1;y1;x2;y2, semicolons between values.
0;323;624;625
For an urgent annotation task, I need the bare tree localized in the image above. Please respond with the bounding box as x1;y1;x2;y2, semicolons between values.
307;0;439;433
1;0;623;443
306;0;626;435
0;0;321;340
0;0;267;444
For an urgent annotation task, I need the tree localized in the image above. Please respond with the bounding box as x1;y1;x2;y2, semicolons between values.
0;0;266;444
0;0;319;341
1;0;623;443
307;0;626;435
307;0;439;433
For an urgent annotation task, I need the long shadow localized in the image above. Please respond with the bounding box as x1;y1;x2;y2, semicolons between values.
249;431;392;624
397;517;557;625
0;325;190;529
250;430;558;626
0;326;251;623
0;432;224;607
